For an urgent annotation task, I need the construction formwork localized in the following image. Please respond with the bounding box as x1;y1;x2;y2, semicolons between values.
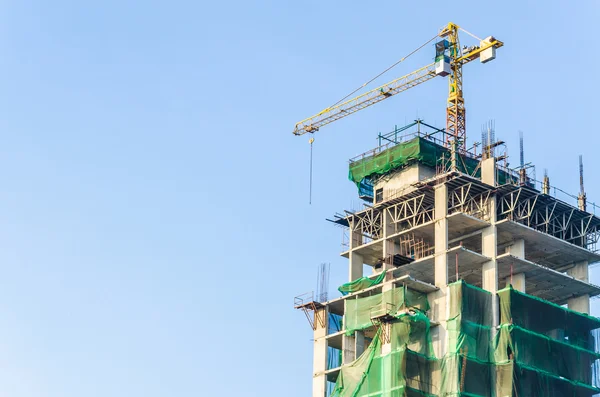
296;127;600;397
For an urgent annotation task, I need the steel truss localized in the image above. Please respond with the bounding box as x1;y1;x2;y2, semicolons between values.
347;208;383;244
497;187;600;251
385;194;434;233
448;182;492;221
344;193;435;245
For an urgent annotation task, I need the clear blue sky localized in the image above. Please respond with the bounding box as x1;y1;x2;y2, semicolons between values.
0;1;598;396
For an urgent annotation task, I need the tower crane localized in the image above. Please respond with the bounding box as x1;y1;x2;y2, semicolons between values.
293;23;503;150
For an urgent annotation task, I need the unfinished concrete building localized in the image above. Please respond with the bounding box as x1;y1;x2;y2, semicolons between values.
295;122;600;396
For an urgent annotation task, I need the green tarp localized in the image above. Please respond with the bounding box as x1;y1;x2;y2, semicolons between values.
344;286;430;335
330;281;600;397
348;137;451;186
338;271;386;296
348;136;516;189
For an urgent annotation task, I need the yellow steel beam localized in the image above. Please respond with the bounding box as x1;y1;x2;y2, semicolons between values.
456;39;504;65
293;63;437;136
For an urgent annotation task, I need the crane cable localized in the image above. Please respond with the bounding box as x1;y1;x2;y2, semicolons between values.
328;33;441;109
309;137;314;205
459;27;482;42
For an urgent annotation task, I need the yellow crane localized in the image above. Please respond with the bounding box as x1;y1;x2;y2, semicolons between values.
293;23;503;150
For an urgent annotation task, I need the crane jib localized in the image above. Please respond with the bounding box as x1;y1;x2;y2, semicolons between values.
292;24;503;141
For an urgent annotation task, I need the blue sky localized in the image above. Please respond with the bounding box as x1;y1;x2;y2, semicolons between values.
0;1;598;396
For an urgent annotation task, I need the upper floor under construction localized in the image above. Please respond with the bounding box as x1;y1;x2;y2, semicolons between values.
297;121;600;397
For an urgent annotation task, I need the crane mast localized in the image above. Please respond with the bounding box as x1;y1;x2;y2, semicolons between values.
293;23;503;151
440;23;465;148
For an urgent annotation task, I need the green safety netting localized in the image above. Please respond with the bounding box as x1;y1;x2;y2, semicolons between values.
348;136;518;191
441;281;493;396
348;137;480;187
344;286;430;336
338;271;386;296
495;285;600;396
330;281;600;397
332;313;436;397
498;286;600;350
332;281;489;397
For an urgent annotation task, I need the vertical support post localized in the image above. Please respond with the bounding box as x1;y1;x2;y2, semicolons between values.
348;218;364;282
343;220;364;365
342;304;356;365
569;180;589;314
382;209;397;276
479;156;499;397
481;157;499;327
430;183;448;359
381;210;396;360
312;306;328;397
504;239;526;292
568;261;590;314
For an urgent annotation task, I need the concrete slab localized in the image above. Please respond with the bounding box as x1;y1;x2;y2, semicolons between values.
497;253;600;305
387;220;436;247
340;239;383;266
392;274;438;294
325;274;438;315
447;212;489;241
496;220;600;268
325;367;340;383
326;330;344;350
328;298;345;316
391;246;490;285
340;214;489;267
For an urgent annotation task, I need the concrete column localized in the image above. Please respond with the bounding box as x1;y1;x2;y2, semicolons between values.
481;155;497;187
349;219;364;282
434;184;449;288
382;209;398;276
341;220;365;369
481;214;497;294
355;331;365;359
568;261;590;314
349;252;363;282
506;239;525;257
341;315;367;364
381;210;396;318
481;157;499;327
312;307;328;397
504;239;526;292
341;304;356;365
430;183;448;358
507;273;526;292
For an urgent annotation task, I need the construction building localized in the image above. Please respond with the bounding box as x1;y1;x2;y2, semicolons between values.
294;23;600;396
295;122;600;396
